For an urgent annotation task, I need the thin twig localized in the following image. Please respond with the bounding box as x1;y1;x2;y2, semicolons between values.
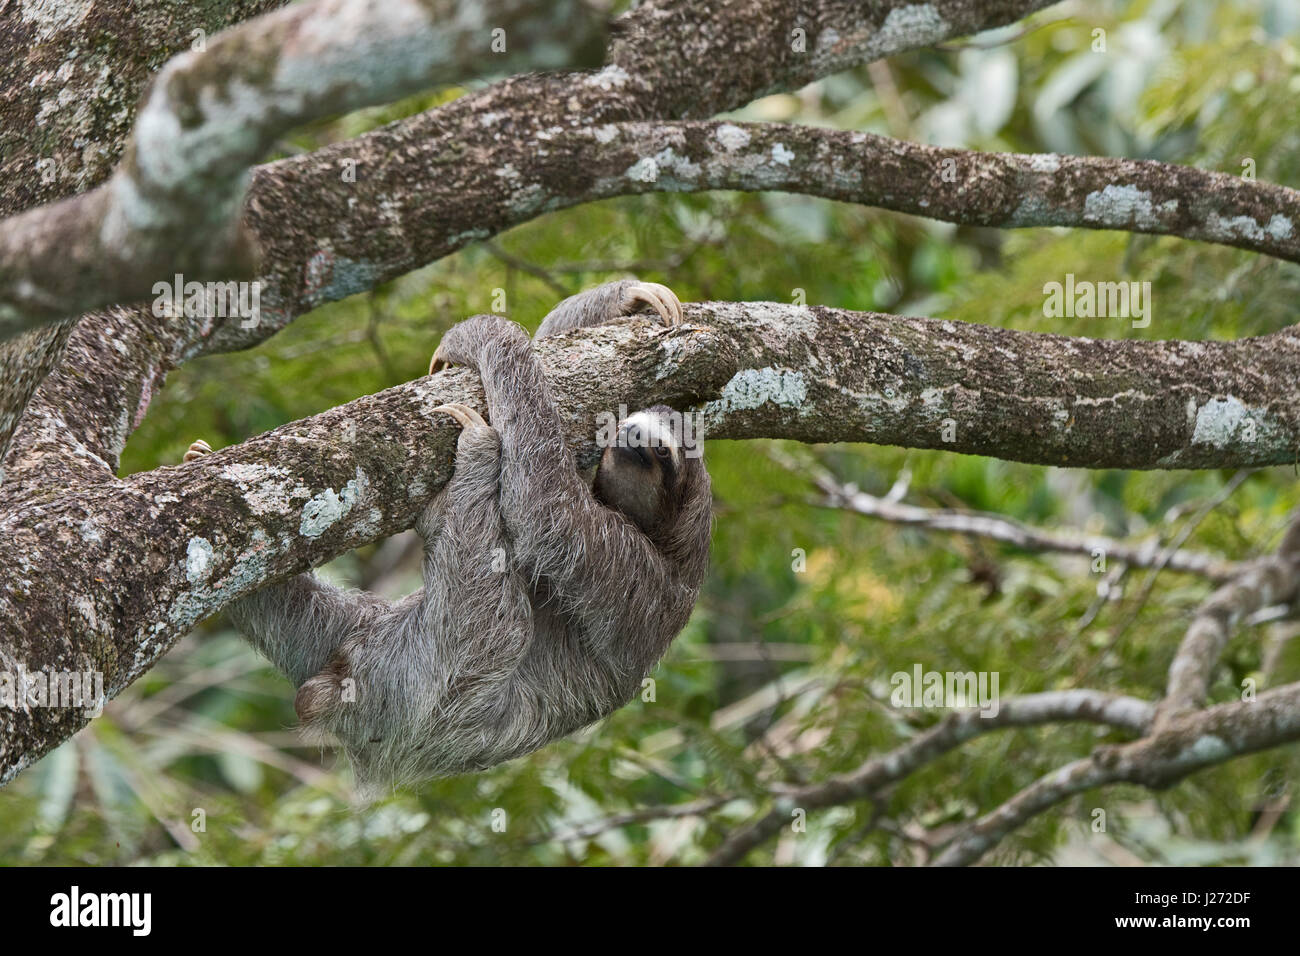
768;447;1242;581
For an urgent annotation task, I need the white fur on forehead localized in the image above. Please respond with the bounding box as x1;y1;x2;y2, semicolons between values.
622;411;679;450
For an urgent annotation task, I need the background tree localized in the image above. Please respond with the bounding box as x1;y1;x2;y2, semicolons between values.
1;0;1299;865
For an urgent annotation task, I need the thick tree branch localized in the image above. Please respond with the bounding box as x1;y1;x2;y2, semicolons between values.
0;0;608;338
606;0;1063;121
197;120;1300;360
6;300;1300;781
608;122;1300;262
0;0;291;215
0;0;292;473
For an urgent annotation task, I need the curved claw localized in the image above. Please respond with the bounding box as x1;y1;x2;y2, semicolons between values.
432;402;488;429
622;281;684;327
183;439;212;463
429;345;454;376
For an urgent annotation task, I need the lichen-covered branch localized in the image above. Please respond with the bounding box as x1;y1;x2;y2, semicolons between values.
16;114;1300;476
0;0;292;215
0;0;608;338
199;113;1300;360
685;302;1300;470
4;301;1300;782
586;122;1300;263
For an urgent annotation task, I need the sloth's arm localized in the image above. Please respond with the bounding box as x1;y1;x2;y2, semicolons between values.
534;279;682;339
429;314;673;645
412;404;535;682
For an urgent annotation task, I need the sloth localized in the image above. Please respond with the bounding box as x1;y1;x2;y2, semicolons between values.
187;280;712;790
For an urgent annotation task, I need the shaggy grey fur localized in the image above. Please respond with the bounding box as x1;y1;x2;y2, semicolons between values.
219;280;712;790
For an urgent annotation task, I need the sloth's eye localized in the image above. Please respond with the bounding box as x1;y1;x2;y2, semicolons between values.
653;445;671;460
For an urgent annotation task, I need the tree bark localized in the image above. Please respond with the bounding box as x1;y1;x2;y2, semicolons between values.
0;0;293;464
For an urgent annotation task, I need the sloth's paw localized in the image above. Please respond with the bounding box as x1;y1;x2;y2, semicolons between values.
182;439;212;463
620;281;683;327
431;402;488;429
428;344;456;375
430;315;529;374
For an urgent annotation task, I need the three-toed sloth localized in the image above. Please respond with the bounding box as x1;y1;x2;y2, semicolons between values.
190;280;712;790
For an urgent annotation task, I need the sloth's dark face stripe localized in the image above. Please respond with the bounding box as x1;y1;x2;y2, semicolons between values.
621;410;685;476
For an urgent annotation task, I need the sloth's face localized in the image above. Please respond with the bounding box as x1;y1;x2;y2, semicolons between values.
592;406;691;538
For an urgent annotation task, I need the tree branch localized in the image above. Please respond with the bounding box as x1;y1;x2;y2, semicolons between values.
0;0;291;215
0;0;293;473
0;0;608;338
931;680;1300;865
1155;519;1300;728
8;298;1299;781
198;120;1300;359
769;446;1244;582
705;689;1155;865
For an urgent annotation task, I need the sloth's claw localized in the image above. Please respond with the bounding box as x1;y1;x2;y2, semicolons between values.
183;439;212;463
622;281;683;327
432;402;488;429
429;345;455;375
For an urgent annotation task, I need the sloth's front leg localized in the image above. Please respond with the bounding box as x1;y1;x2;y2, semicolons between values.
415;400;535;684
533;278;684;339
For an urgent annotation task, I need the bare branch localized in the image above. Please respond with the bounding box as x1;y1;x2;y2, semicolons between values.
769;447;1244;582
706;690;1155;865
932;680;1300;865
1155;519;1300;728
